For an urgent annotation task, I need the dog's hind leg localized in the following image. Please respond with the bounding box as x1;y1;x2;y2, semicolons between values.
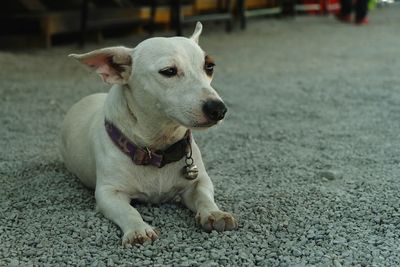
95;186;158;246
182;176;238;232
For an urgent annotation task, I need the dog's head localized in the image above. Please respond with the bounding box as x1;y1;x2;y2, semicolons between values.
69;22;226;129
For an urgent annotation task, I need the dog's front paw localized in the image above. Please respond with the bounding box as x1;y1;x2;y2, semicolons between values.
122;223;159;247
196;210;238;232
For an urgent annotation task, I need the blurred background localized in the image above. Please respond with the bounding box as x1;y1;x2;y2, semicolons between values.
0;0;395;49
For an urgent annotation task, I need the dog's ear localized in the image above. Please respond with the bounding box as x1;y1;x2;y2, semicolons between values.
190;22;203;44
69;46;133;85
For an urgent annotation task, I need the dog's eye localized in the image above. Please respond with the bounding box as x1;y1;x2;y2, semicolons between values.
159;67;178;77
204;63;215;76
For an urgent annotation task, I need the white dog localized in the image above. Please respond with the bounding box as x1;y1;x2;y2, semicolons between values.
61;22;237;246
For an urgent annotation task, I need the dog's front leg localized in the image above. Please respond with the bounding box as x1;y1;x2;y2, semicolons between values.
182;175;238;232
95;186;158;246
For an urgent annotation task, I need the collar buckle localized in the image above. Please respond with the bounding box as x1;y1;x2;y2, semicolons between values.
132;148;153;165
145;147;152;159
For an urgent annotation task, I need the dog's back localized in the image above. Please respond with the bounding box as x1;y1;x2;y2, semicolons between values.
61;93;106;188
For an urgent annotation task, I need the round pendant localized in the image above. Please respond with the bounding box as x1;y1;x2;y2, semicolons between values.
182;164;199;180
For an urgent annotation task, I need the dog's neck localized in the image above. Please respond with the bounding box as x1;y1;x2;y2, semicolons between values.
104;85;188;151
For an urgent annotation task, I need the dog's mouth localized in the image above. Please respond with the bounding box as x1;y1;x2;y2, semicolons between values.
191;121;218;129
171;117;219;130
166;112;220;129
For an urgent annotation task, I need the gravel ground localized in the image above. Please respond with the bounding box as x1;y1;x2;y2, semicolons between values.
1;5;400;266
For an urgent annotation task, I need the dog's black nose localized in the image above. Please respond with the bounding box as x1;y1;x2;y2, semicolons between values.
203;100;227;122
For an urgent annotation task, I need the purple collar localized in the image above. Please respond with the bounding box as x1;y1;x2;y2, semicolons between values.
105;120;190;168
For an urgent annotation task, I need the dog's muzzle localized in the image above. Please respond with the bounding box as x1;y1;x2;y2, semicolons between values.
202;100;227;122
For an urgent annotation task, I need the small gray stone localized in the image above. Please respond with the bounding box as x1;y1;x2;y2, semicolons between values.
292;249;302;257
143;250;153;257
318;170;341;180
255;256;264;262
77;250;85;257
106;258;114;267
9;259;19;266
142;259;151;265
109;255;119;264
333;259;343;267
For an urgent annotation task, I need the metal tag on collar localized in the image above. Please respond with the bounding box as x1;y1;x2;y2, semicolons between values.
145;147;152;159
182;142;198;180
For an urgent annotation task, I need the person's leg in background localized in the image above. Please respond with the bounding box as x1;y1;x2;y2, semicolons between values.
337;0;353;22
354;0;369;24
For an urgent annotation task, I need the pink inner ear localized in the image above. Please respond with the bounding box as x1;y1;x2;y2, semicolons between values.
97;65;118;82
80;54;120;82
81;55;108;69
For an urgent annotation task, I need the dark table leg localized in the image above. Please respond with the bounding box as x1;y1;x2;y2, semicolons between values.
238;0;246;30
149;0;156;35
171;0;182;36
225;0;233;32
282;0;296;16
79;0;89;47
